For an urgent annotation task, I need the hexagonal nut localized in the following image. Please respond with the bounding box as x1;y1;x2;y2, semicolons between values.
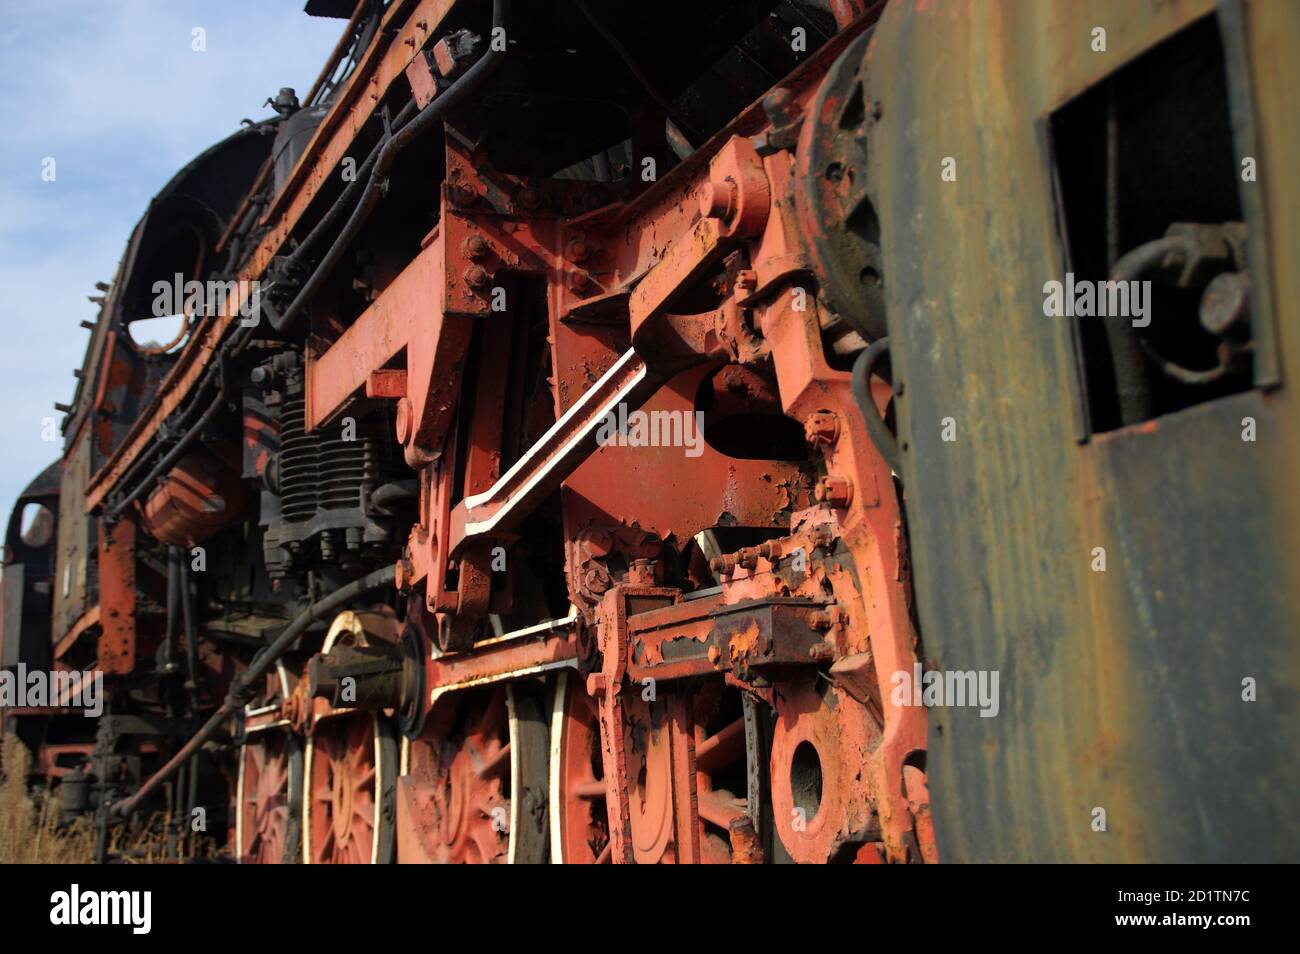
815;475;853;508
804;412;840;447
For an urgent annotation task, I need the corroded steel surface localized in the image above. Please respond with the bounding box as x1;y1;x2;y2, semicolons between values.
869;0;1300;861
6;0;1290;867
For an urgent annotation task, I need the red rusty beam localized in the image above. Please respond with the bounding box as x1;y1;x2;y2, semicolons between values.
446;349;669;552
306;236;441;431
96;517;136;675
425;615;579;707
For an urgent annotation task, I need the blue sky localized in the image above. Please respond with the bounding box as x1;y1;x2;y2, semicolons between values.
0;1;343;534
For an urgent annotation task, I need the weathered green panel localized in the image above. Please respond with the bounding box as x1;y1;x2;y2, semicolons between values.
869;0;1299;861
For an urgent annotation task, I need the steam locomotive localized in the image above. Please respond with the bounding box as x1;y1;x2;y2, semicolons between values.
2;0;1295;863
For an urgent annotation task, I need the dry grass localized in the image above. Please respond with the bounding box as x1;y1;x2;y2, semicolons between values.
0;733;94;863
1;733;222;863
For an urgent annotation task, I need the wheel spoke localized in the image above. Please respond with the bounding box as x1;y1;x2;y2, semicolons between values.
695;717;745;774
698;789;747;829
573;779;606;799
480;742;511;779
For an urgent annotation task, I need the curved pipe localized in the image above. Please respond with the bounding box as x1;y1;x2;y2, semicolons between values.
110;564;397;820
1103;236;1185;425
851;337;902;477
282;98;417;272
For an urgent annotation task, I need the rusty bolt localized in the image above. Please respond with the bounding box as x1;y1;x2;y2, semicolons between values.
581;565;611;594
807;642;835;662
464;265;490;290
448;182;477;208
628;558;656;585
463;235;489;260
707;644;723;667
567;269;592;295
586;673;607;697
566;237;592;263
804;412;840;447
395;554;415;593
761;87;796;129
699;177;737;222
815;475;853;508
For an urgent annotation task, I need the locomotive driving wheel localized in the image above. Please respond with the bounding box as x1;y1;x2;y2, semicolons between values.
550;669;611;863
236;728;302;864
622;680;745;864
399;681;548;863
303;711;397;864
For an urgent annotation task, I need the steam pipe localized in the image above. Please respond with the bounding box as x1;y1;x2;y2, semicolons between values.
268;0;511;333
851;337;902;477
109;564;397;819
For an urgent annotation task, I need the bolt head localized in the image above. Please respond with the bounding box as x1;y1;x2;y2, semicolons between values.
815;475;853;508
566;238;592;263
804;412;840;447
700;177;736;221
1200;270;1251;338
567;269;592;295
464;265;490;290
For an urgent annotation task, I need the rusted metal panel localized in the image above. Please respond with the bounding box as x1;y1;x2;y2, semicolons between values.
53;429;93;639
96;516;137;675
871;0;1298;861
305;238;442;431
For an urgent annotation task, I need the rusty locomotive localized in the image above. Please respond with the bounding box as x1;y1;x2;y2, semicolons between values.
2;0;1296;864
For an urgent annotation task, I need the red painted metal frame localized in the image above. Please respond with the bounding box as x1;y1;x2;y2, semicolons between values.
283;5;926;862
